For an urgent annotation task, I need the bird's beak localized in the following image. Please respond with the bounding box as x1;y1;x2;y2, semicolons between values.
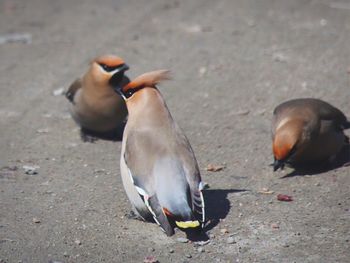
273;158;285;171
109;64;129;88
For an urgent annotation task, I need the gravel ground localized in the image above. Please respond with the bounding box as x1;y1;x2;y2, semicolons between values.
0;0;349;262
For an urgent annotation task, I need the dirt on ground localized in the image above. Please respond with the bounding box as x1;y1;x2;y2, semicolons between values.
0;0;349;262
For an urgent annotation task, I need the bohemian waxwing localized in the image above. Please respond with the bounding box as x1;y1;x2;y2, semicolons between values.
66;55;129;141
272;98;349;171
112;70;205;236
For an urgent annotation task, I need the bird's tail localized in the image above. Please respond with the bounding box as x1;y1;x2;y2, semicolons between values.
152;158;204;232
175;220;200;229
162;205;200;229
124;70;171;91
161;188;204;230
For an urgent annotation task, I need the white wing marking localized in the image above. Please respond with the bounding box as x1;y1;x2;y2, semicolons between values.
126;166;163;229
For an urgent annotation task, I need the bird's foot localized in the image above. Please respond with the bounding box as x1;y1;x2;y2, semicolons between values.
80;129;98;143
125;210;144;221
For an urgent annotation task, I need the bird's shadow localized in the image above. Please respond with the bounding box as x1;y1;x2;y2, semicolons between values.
80;122;126;142
185;188;247;241
281;144;350;178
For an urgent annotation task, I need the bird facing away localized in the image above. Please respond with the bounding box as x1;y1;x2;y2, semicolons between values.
66;55;129;142
272;98;349;171
111;70;205;236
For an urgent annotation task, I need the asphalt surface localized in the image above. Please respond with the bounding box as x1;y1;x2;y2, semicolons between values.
0;0;349;262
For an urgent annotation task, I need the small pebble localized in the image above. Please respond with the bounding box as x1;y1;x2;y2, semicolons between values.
255;109;266;115
176;237;189;243
32;218;41;223
220;228;229;234
198;66;207;77
74;239;81;245
272;52;288;62
52;88;65;96
197;247;205;253
194;240;210;246
185;254;192;258
226;237;236;244
232;109;250;116
169;249;174;253
184;24;202;33
36;128;49;134
143;256;158;263
148;247;155;252
23;165;39;175
0;33;32;44
271;223;280;229
320;19;327;26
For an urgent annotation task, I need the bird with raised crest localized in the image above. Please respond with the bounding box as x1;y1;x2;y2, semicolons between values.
112;70;205;236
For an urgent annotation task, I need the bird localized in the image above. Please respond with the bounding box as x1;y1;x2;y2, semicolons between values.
272;98;349;171
111;69;205;236
65;55;129;142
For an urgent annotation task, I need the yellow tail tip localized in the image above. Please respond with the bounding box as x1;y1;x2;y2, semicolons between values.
175;220;200;229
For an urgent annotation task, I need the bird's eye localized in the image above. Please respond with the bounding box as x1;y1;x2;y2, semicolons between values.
99;63;118;72
123;87;142;99
125;90;134;98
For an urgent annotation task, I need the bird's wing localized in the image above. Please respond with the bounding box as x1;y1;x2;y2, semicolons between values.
313;100;348;130
123;129;174;235
274;98;348;128
172;123;205;224
65;78;82;104
124;128;204;234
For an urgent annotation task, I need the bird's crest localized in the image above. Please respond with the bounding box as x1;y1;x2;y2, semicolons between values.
123;70;171;94
94;55;125;68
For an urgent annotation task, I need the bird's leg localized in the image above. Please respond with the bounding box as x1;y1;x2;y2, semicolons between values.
80;128;98;143
125;209;145;221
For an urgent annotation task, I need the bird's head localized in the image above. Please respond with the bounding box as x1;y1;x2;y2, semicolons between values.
272;120;303;171
90;55;129;87
112;70;171;100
